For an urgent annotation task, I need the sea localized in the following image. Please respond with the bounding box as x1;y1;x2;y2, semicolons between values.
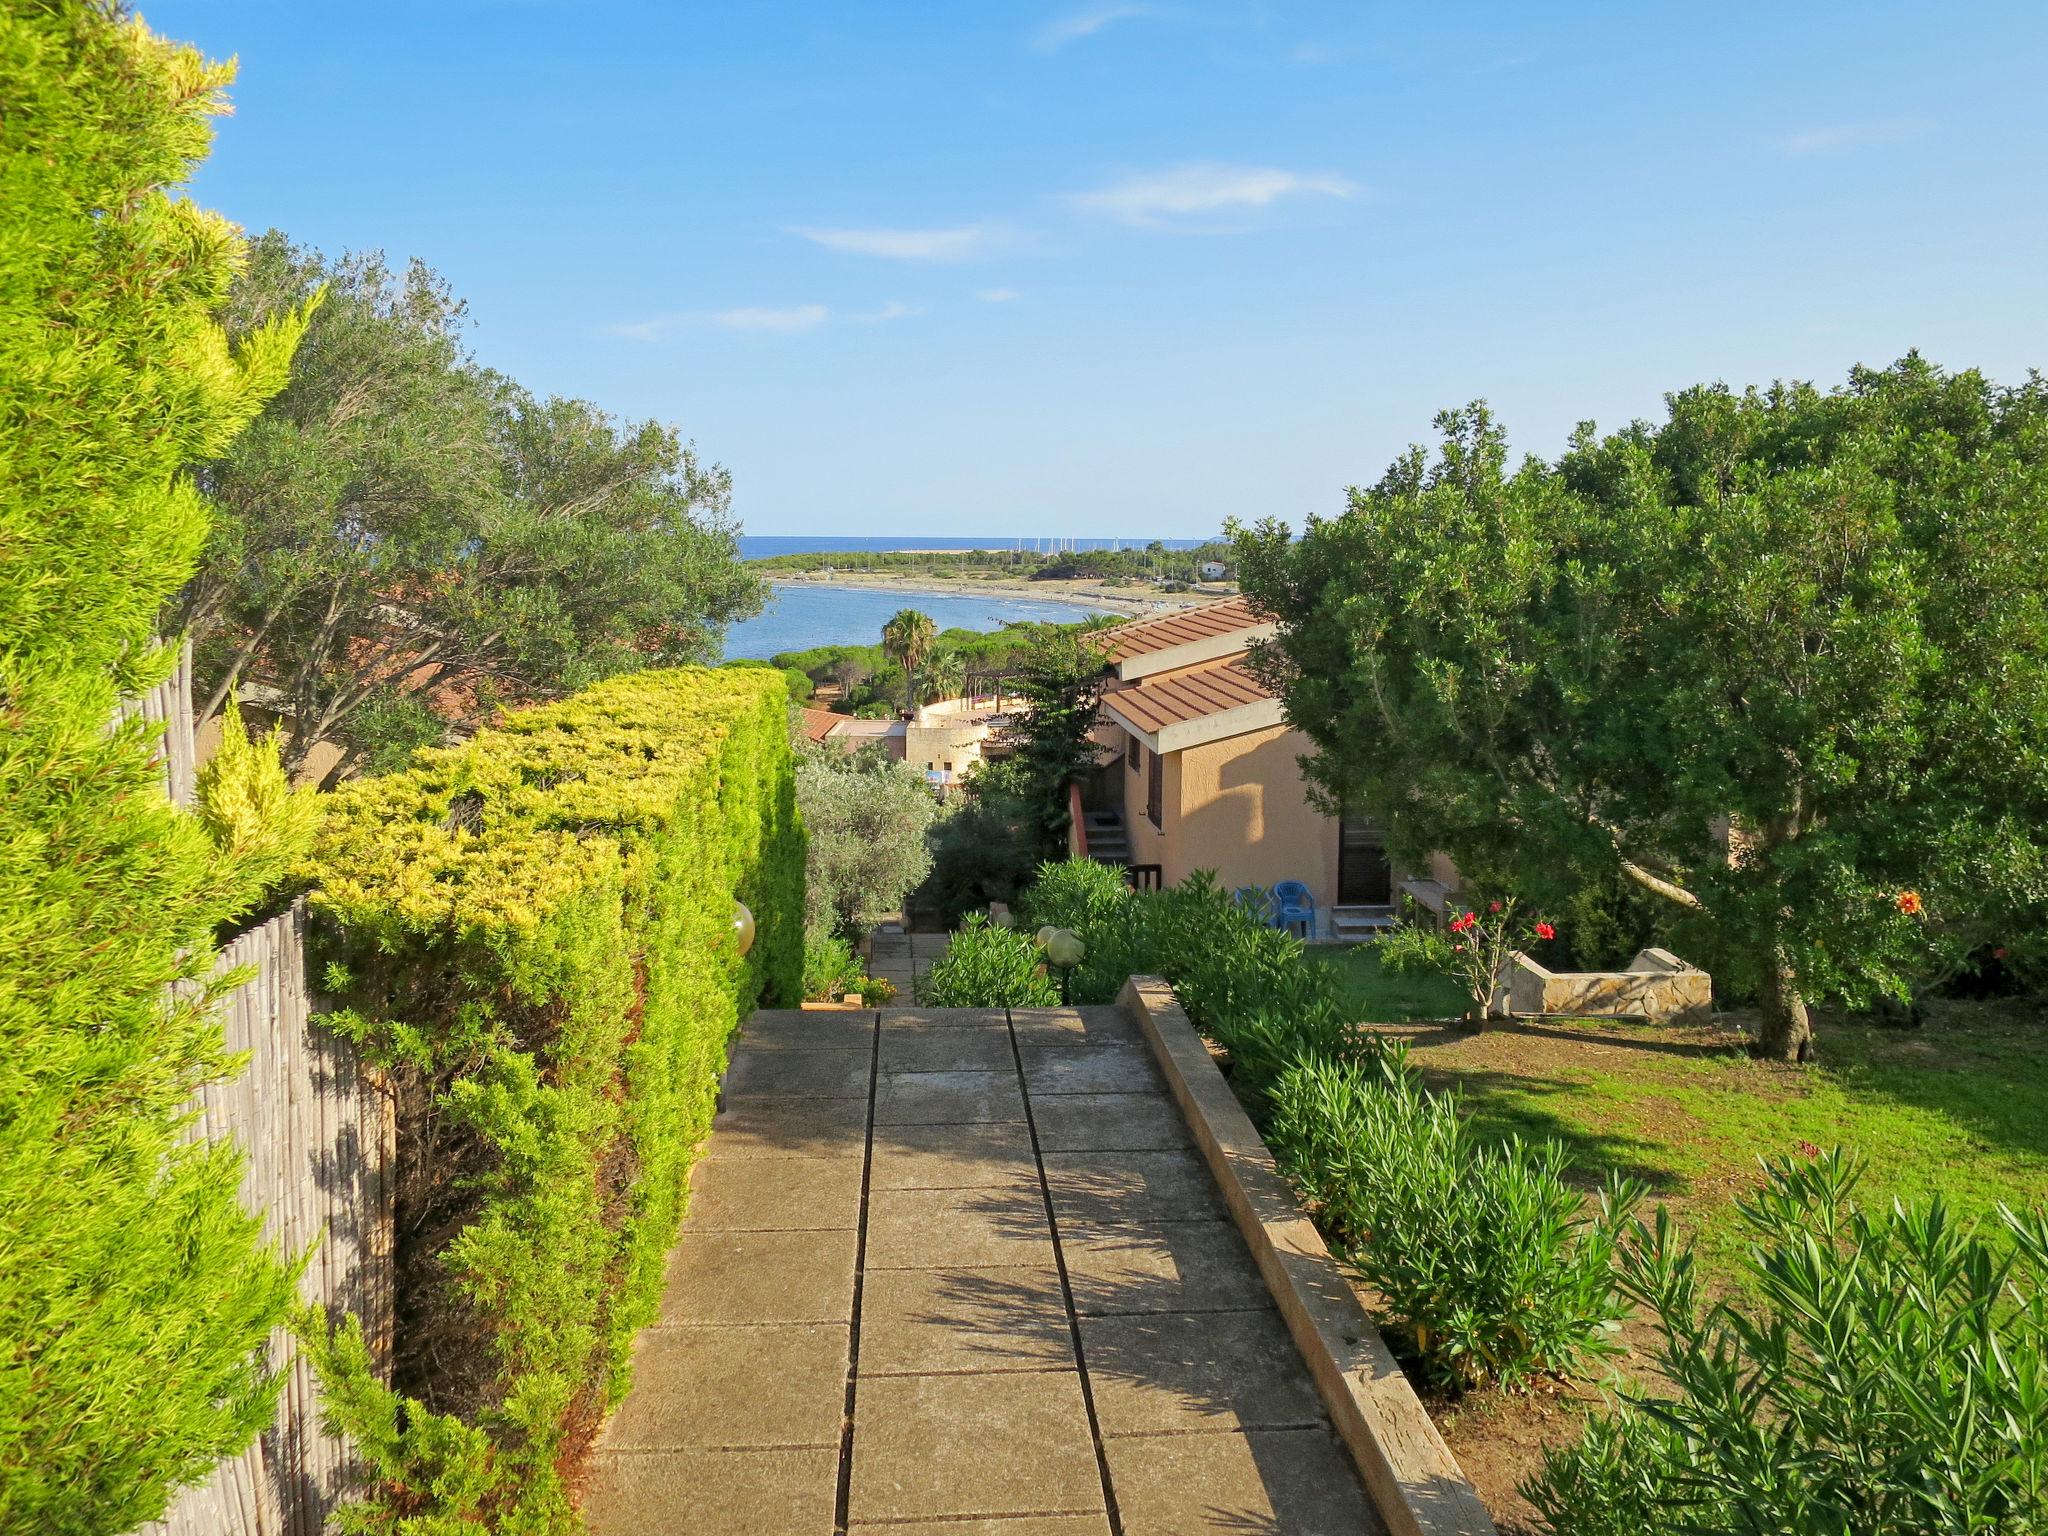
721;534;1209;661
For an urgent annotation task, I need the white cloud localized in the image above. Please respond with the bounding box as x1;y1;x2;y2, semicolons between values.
607;304;830;341
850;300;918;324
977;288;1021;304
790;223;997;260
1778;117;1931;157
711;304;829;333
1070;163;1357;227
1032;4;1154;52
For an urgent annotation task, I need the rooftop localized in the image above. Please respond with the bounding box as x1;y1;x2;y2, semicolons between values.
1100;657;1279;745
1093;596;1266;667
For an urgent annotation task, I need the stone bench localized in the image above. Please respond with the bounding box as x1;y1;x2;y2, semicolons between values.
1493;946;1711;1022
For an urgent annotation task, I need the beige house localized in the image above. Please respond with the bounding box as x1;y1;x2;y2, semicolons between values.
1083;598;1457;939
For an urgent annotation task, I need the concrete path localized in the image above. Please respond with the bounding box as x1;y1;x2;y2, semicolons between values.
862;929;949;998
583;1005;1381;1536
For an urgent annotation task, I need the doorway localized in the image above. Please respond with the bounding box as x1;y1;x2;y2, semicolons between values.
1337;817;1393;905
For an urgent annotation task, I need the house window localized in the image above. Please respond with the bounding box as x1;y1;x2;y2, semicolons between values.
1145;746;1163;830
1126;732;1140;771
944;761;953;771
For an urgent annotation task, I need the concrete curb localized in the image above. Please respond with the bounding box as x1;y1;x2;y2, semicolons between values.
1118;976;1498;1536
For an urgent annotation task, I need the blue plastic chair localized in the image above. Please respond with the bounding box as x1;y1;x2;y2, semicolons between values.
1231;885;1275;926
1271;880;1317;939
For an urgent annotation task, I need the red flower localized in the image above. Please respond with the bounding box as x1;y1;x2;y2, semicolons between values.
1488;900;1503;914
1797;1140;1821;1159
1449;912;1476;934
1993;946;2010;960
1896;890;1924;916
1534;921;1556;941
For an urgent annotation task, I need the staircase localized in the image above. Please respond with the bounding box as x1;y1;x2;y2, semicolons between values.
1331;904;1399;942
1083;808;1131;868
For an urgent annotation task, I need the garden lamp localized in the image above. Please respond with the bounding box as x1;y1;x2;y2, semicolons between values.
731;901;756;958
1043;926;1086;1005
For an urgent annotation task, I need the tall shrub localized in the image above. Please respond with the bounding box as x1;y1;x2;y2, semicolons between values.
0;5;310;1529
301;668;803;1531
1528;1153;2048;1535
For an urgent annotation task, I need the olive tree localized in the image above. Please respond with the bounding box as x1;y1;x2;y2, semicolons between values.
1236;357;2048;1060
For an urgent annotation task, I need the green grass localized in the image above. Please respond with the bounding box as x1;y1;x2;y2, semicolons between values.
1378;1004;2048;1293
1309;942;1470;1023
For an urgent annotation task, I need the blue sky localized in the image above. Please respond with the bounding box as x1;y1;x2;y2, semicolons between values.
153;1;2048;539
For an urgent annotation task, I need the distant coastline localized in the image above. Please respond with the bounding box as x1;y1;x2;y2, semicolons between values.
765;571;1214;616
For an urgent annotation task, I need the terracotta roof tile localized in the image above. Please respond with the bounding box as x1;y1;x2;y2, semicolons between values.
1094;596;1267;665
797;706;844;742
1101;658;1276;734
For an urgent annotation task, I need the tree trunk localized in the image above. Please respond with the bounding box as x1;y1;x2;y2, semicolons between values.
1755;946;1813;1062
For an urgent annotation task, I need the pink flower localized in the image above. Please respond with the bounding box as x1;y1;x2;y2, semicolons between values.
1797;1140;1821;1159
1488;900;1502;914
1534;921;1556;941
1993;946;2010;960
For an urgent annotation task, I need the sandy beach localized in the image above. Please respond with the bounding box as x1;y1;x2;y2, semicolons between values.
764;569;1221;615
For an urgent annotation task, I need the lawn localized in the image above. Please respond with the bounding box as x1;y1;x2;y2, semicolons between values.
1320;946;2048;1292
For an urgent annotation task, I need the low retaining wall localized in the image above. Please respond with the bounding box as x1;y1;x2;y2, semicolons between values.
1495;946;1711;1021
1118;976;1497;1536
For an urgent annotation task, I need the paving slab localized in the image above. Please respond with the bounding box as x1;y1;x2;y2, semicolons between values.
1079;1308;1327;1437
1104;1426;1384;1535
738;1009;876;1051
851;1519;1111;1536
1030;1092;1192;1153
723;1047;872;1099
860;1264;1074;1375
1010;1006;1143;1049
1020;1044;1163;1095
583;1446;838;1536
1060;1217;1272;1316
1042;1149;1227;1225
869;1120;1040;1190
711;1092;869;1158
659;1229;857;1324
878;1006;1008;1029
866;1181;1056;1270
879;1027;1017;1073
848;1371;1105;1523
684;1155;864;1231
874;1069;1027;1125
601;1323;848;1450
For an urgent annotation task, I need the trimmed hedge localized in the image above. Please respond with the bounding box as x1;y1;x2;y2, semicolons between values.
302;667;803;1532
0;7;310;1531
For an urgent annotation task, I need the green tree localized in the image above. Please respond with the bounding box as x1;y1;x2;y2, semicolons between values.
174;232;765;782
795;741;941;939
989;630;1109;861
881;607;937;712
918;649;966;705
0;5;311;1528
1236;358;2048;1061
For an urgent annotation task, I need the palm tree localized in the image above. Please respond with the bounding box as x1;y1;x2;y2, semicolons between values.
919;650;965;706
881;608;937;712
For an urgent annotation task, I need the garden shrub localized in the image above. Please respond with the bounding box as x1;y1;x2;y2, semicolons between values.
1271;1053;1640;1391
916;914;1058;1007
1373;919;1456;979
804;933;873;1003
1526;1152;2048;1536
300;667;803;1532
0;7;313;1530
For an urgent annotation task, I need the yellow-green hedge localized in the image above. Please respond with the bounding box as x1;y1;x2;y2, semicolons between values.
303;667;803;1532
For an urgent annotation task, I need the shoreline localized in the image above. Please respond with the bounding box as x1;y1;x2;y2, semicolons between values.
762;570;1218;616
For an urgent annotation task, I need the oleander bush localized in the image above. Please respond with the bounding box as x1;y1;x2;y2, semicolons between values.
300;667;803;1533
1527;1152;2048;1536
916;914;1059;1008
1019;864;1368;1109
1271;1053;1641;1390
0;6;313;1530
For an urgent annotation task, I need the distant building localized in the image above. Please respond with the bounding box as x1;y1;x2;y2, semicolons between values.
1198;560;1228;581
1082;597;1458;939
